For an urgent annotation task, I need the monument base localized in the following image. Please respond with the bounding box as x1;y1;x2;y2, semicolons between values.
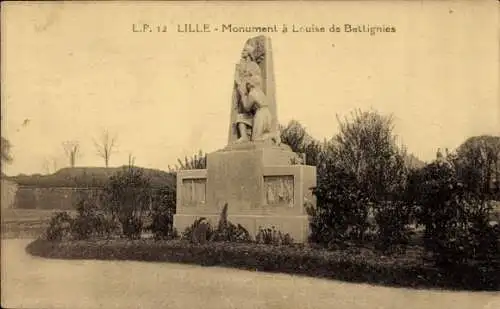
174;143;316;243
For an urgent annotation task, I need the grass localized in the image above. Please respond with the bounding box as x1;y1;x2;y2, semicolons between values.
26;238;499;291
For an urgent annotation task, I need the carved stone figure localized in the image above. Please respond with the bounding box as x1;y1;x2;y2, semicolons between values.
234;44;262;142
228;36;281;145
237;75;273;142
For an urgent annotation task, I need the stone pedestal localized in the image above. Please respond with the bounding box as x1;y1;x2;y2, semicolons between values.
173;142;317;242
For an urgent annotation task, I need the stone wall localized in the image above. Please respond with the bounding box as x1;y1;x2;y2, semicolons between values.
13;186;102;210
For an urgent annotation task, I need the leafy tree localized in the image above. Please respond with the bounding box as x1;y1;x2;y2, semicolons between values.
309;109;412;250
279;120;323;166
455;135;500;198
309;158;371;246
407;153;499;266
279;120;311;153
333;109;408;202
101;167;151;239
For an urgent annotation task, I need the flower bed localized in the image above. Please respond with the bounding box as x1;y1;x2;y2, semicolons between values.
26;238;499;291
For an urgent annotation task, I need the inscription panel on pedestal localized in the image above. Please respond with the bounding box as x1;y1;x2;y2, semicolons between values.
181;178;206;206
263;175;294;207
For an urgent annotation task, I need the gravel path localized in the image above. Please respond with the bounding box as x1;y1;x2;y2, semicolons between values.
2;239;499;309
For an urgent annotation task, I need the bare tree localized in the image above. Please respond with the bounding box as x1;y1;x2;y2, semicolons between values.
62;140;80;168
128;153;136;167
42;158;50;175
42;156;59;174
94;130;118;168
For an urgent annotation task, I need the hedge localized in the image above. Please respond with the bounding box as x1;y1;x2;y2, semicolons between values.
26;239;499;291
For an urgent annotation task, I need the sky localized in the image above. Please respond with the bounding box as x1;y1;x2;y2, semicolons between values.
1;1;499;176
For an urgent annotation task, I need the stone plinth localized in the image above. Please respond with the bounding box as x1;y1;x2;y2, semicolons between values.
173;142;316;242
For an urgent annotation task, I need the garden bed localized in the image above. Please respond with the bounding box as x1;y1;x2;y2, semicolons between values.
26;238;499;291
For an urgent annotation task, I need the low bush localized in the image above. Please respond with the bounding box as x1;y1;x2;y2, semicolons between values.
210;204;251;243
26;238;500;291
255;226;294;246
211;221;251;243
71;193;119;240
45;212;73;241
181;204;253;244
181;218;214;244
121;217;143;240
149;210;176;240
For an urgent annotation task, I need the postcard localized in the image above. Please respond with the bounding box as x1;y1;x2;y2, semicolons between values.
1;1;499;309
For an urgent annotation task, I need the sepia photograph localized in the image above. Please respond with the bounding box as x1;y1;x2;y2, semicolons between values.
1;1;499;308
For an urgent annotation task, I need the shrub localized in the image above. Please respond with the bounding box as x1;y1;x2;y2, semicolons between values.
210;204;251;243
408;159;500;267
182;218;214;244
309;110;411;249
373;201;413;254
149;186;177;240
72;192;119;240
45;211;73;241
181;205;252;244
101;167;152;239
309;161;371;247
121;216;143;239
211;222;251;243
255;226;294;246
149;209;175;240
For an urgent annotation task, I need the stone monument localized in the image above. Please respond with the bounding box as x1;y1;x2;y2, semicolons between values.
173;36;317;242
